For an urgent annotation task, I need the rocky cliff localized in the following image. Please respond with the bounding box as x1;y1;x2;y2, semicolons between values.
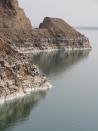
0;0;91;53
0;41;51;103
0;0;32;29
0;0;52;102
0;17;91;53
0;0;91;102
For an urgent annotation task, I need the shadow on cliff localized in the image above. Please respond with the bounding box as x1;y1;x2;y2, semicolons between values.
31;50;90;77
0;91;47;131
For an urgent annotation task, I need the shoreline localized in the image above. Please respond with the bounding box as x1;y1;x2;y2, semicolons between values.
0;47;91;104
14;47;92;54
0;81;52;104
0;1;92;106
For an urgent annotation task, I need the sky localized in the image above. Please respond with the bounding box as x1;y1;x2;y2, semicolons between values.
19;0;98;27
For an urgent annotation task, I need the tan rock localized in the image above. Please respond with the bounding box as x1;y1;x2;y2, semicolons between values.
39;17;81;38
0;0;32;29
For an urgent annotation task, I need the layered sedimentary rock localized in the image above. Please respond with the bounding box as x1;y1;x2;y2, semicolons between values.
0;40;51;102
0;0;91;102
39;17;91;49
1;17;91;53
0;0;51;102
0;0;91;53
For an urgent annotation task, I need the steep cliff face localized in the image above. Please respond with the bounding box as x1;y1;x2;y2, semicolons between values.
0;1;91;52
0;0;32;29
0;1;51;102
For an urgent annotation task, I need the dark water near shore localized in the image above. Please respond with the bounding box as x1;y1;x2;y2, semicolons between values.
0;30;98;131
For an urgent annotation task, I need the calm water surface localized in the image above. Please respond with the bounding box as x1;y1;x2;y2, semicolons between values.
0;30;98;131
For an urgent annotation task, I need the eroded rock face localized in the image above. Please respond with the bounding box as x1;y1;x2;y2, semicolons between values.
39;17;83;38
39;17;91;49
0;0;32;29
0;0;18;10
0;2;91;102
3;17;90;53
0;37;51;102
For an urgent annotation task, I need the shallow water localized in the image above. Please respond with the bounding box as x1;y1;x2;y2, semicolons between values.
0;30;98;131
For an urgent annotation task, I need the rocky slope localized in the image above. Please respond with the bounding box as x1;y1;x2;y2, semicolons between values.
0;0;91;53
0;0;91;102
0;0;32;29
0;35;51;103
0;18;91;53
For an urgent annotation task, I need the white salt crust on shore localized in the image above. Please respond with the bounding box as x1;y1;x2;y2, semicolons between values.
0;82;52;104
0;47;91;104
13;47;92;54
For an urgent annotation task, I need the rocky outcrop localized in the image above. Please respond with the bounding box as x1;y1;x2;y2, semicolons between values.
0;0;52;103
39;17;80;36
0;38;51;103
0;0;91;102
0;0;32;29
0;0;91;53
0;17;91;53
39;17;91;49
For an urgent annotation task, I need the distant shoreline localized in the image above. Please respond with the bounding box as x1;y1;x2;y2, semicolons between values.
76;27;98;30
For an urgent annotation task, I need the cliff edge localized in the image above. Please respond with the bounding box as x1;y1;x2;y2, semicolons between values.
0;0;91;52
0;0;32;29
0;0;91;102
0;38;51;103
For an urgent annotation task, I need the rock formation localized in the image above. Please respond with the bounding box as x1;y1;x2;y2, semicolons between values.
0;41;51;103
39;17;80;36
0;0;32;29
38;17;91;50
1;16;90;53
0;0;91;102
0;0;51;102
0;0;91;53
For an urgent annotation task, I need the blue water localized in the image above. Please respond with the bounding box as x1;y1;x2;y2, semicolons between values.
0;30;98;131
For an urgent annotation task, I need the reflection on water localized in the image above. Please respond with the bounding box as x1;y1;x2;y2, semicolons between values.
0;50;91;131
31;50;90;76
0;91;47;131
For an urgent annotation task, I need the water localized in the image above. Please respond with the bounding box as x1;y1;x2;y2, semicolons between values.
0;30;98;131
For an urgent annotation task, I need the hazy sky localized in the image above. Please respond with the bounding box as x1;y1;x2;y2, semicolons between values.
19;0;98;27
